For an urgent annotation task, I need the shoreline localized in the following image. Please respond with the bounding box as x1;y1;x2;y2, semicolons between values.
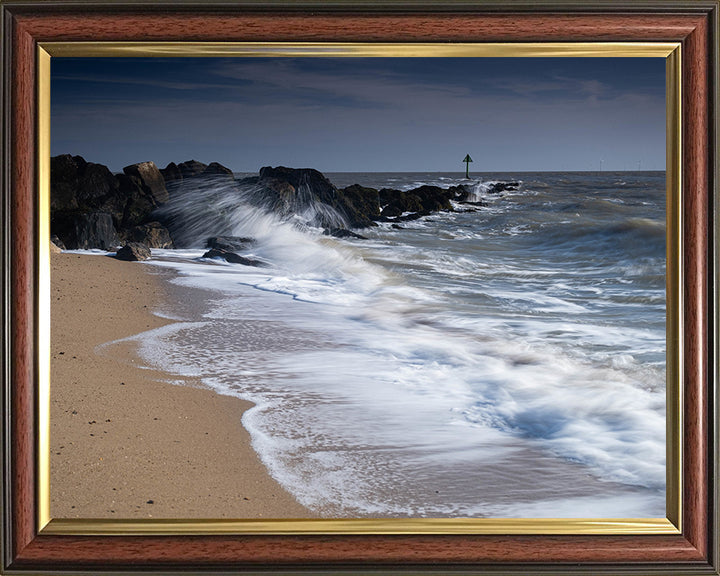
46;170;668;519
50;252;313;519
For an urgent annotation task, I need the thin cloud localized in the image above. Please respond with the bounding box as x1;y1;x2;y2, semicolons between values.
51;57;666;172
53;72;244;92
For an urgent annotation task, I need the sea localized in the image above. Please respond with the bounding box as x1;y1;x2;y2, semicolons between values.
99;170;667;518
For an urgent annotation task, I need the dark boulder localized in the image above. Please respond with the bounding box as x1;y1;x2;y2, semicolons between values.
50;154;83;211
75;212;121;250
446;184;472;202
52;156;505;249
487;181;520;194
337;184;380;227
129;221;174;248
448;184;489;205
378;185;453;221
254;178;297;215
178;160;208;180
123;161;169;205
255;167;378;229
379;189;424;218
51;154;164;244
259;166;336;196
116;242;151;261
202;248;266;267
439;181;519;202
51;155;245;250
76;162;119;207
116;174;157;229
50;234;66;250
203;162;234;178
257;166;336;212
236;175;259;186
51;155;123;246
380;205;403;218
323;228;368;240
406;185;454;212
255;166;334;218
160;162;182;184
395;210;432;222
51;211;120;250
51;154;124;218
206;236;256;252
252;167;458;228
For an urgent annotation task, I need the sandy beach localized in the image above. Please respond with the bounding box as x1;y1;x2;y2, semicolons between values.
50;252;312;519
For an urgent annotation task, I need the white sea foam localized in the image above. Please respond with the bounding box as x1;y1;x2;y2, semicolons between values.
94;171;667;518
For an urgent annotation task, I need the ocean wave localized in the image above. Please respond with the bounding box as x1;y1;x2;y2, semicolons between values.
99;170;667;518
527;216;665;257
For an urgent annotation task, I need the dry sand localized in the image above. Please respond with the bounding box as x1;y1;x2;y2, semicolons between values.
50;252;312;518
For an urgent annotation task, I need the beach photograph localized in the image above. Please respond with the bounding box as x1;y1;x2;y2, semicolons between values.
49;55;667;519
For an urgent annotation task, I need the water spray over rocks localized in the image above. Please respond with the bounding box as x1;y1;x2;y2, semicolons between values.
50;154;520;259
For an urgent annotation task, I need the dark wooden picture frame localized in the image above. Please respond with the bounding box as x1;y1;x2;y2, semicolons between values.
1;1;717;574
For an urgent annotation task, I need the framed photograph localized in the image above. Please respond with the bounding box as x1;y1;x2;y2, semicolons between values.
1;1;717;574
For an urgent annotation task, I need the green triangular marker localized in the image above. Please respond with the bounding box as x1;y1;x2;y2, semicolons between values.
463;154;473;178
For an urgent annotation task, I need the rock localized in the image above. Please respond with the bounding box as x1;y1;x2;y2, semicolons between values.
256;166;340;222
255;167;379;229
323;228;368;239
51;154;125;219
50;234;66;250
76;162;124;214
379;189;424;218
50;154;83;211
51;212;120;250
252;167;460;228
259;166;335;194
203;162;234;178
116;174;157;229
159;159;236;207
52;156;509;249
206;236;256;252
160;162;182;183
442;181;519;203
378;185;452;221
178;160;208;180
116;242;151;261
337;184;380;227
51;154;164;245
487;181;520;194
406;185;454;212
202;248;266;267
51;156;240;250
254;178;297;214
395;210;432;222
129;222;174;248
446;184;472;201
75;212;120;250
236;175;259;186
49;241;62;254
123;161;169;205
379;204;404;218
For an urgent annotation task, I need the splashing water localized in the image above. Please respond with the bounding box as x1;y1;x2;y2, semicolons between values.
103;170;666;518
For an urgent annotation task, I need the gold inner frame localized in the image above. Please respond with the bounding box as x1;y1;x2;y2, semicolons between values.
36;42;682;536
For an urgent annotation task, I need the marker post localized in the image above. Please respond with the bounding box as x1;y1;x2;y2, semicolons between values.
463;154;473;178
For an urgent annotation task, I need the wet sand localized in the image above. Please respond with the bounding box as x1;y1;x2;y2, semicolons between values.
50;252;312;518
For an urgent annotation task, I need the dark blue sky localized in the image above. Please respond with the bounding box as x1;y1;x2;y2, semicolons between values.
51;57;666;173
